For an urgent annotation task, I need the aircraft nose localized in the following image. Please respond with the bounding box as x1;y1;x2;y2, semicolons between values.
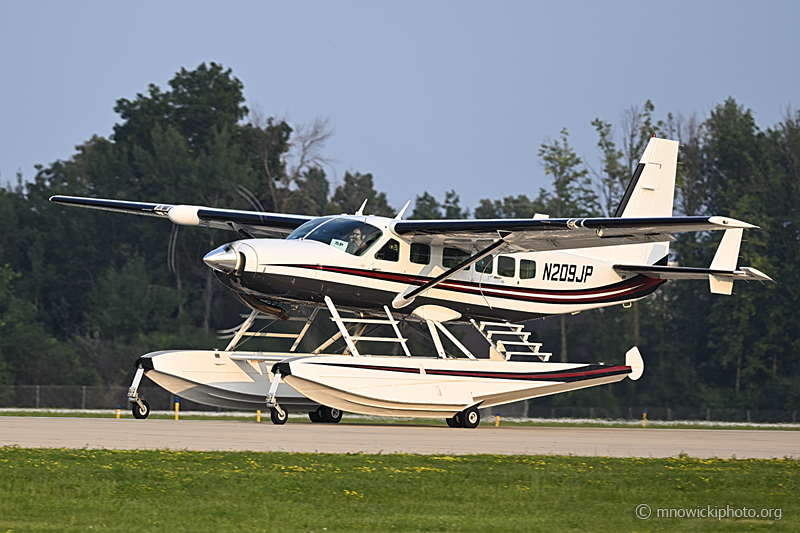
203;244;240;272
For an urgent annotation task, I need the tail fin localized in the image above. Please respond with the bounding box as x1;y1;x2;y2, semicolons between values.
604;137;679;267
613;227;774;295
614;137;679;218
708;228;743;295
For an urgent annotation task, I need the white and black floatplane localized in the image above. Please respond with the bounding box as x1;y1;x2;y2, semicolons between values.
51;137;772;428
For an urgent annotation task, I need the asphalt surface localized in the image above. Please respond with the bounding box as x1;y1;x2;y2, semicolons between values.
1;417;798;458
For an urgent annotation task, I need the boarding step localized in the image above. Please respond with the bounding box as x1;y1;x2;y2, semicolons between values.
471;319;552;361
324;296;411;357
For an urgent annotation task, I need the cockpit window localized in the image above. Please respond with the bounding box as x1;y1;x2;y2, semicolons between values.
297;217;382;256
286;217;335;240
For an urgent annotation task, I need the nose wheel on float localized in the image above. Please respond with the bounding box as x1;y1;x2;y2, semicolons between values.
265;365;343;425
128;363;151;419
270;407;288;424
132;399;151;419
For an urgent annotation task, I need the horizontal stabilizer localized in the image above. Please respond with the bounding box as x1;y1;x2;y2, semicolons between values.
614;228;772;294
613;264;773;282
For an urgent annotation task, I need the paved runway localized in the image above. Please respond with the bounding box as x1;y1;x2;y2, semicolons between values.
2;417;798;458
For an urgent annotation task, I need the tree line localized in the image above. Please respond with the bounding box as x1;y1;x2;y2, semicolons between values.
0;63;797;411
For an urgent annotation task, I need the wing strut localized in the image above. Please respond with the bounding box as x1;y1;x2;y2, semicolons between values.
392;235;512;309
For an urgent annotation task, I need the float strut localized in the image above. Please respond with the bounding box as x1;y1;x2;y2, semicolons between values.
127;365;147;411
265;370;285;418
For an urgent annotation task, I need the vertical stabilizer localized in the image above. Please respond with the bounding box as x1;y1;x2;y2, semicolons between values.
708;228;744;295
625;347;644;381
709;228;743;271
605;137;679;267
614;137;679;219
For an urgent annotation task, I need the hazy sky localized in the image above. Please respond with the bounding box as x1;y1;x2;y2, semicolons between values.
1;0;798;212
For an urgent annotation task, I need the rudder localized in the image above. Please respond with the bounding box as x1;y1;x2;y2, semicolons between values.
614;137;679;218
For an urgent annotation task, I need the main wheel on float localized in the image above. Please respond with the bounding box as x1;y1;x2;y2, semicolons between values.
131;399;150;420
270;407;288;425
445;416;461;428
449;411;464;428
461;406;480;429
318;406;342;423
308;410;324;423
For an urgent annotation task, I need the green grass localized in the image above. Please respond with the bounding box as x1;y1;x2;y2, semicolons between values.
0;448;796;532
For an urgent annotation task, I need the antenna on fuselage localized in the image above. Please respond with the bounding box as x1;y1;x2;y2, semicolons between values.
355;199;368;216
395;200;411;220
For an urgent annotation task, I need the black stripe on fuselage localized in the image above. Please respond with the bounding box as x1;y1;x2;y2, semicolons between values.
286;264;665;302
217;267;665;322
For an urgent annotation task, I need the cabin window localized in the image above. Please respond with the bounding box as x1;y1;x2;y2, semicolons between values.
298;217;382;256
442;247;471;270
375;239;400;261
475;256;493;275
497;256;515;277
520;259;536;279
410;243;430;265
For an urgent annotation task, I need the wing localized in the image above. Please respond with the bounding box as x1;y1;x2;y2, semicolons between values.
49;196;314;238
390;215;757;253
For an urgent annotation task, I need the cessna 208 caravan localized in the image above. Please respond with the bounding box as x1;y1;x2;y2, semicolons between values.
50;137;771;428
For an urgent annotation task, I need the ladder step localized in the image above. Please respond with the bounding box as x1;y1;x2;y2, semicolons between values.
504;350;552;356
350;336;408;343
496;341;540;347
332;318;399;325
237;313;309;321
486;329;526;337
480;321;522;328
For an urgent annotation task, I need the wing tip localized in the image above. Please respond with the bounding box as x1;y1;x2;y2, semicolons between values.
708;216;758;229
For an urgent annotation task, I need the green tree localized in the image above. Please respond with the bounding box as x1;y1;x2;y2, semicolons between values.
0;63;397;388
243;115;332;215
411;192;442;219
410;190;468;219
287;166;332;216
538;128;596;362
114;62;248;153
474;194;543;219
443;190;469;219
589;101;670;217
538;128;597;219
590;118;627;216
330;172;395;216
0;265;94;385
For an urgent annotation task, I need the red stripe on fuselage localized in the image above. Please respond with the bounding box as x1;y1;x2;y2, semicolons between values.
307;361;631;382
285;264;664;305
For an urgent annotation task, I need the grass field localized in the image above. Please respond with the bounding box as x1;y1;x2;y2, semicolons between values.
0;447;796;532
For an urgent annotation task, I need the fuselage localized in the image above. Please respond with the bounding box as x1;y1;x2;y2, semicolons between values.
206;214;666;323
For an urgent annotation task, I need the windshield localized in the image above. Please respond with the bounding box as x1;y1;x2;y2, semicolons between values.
298;217;382;256
286;216;335;240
